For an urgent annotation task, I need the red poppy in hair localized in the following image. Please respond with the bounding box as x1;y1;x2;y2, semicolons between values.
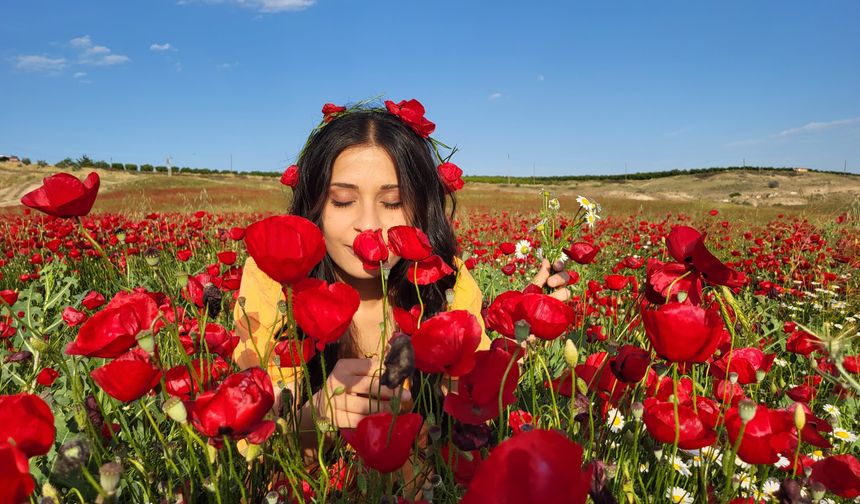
340;412;423;473
384;99;436;138
438;162;465;192
460;429;591;504
243;215;326;285
321;103;346;123
412;310;482;377
91;348;162;403
20;171;100;218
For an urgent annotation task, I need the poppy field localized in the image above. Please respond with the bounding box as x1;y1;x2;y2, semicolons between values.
1;171;859;504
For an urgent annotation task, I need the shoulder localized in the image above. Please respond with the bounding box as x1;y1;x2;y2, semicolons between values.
450;256;481;308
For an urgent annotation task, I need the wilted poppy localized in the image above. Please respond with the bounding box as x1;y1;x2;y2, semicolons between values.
91;348;162;403
341;412;423;473
20;171;100;218
243;215;326;285
460;429;591;504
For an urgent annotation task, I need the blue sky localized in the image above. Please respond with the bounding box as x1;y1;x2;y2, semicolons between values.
2;1;858;176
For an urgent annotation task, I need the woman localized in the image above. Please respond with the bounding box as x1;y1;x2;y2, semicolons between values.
231;100;571;465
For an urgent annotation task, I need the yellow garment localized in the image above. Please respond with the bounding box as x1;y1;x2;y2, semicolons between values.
232;256;490;386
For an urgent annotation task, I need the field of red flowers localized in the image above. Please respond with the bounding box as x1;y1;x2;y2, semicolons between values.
1;171;859;504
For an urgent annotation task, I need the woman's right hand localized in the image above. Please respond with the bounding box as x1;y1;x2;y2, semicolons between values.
311;358;412;429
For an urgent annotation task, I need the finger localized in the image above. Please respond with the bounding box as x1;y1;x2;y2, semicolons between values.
546;272;570;289
339;373;394;397
334;358;382;377
549;287;571;302
331;410;366;429
531;259;552;287
552;260;565;272
340;394;393;415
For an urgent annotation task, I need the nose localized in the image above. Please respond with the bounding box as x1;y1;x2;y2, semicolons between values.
352;200;382;233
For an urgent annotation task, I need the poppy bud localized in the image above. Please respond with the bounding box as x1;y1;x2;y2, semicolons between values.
631;402;644;421
810;481;826;501
162;397;188;424
445;288;455;305
264;491;280;504
380;332;415;389
99;461;122;495
564;339;579;369
202;283;222;318
755;369;766;383
738;399;757;424
793;403;806;431
428;425;442;442
144;246;160;267
728;372;739;385
244;443;262;462
514;320;530;343
175;272;189;289
237;296;246;309
136;330;155;355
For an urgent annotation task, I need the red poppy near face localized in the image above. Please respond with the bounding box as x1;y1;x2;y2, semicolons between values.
641;302;723;363
20;171;100;218
164;357;230;400
66;291;160;358
460;429;591;504
352;229;389;269
188;367;275;445
384;99;436;138
438;162;465;192
406;255;455;285
642;398;717;450
36;368;59;387
81;291;106;310
293;280;360;351
0;289;18;306
392;304;422;335
516;293;574;340
91;348;162;403
609;345;651;384
565;242;600;264
0;393;55;458
444;346;519;424
412;310;482;377
274;338;317;368
387;226;433;261
243;215;326;285
725;404;796;465
340;412;423;473
711;347;776;384
0;442;35;504
810;454;860;498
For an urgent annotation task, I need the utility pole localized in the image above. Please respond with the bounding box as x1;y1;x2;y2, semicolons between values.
845;160;848;174
532;162;535;185
166;156;172;177
507;153;510;185
230;154;233;172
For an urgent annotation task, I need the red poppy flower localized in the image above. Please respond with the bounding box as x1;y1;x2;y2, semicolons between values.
20;171;100;218
516;293;574;340
62;306;88;326
165;357;231;400
244;215;326;285
785;329;822;356
387;226;433;261
36;368;59;386
440;444;482;486
0;393;55;458
508;410;534;435
711;348;776;384
188;322;239;359
461;429;591;504
188;367;275;445
321;103;346;123
565;242;600;264
384;99;435;138
81;291;106;310
176;249;192;262
66;291;160;358
0;290;18;306
643;398;717;449
485;290;523;338
810;454;860;498
91;348;162;403
279;165;299;188
725;404;796;465
444;345;519;424
575;352;628;404
501;263;516;276
216;251;237;266
392;304;422;335
274;338;317;368
499;242;516;255
641;302;723;363
412;310;482;377
229;227;245;240
406;255;454;285
341;412;423;473
438;162;465;192
644;258;703;305
293;280;360;350
0;442;34;504
604;274;628;291
352;229;389;269
666;226;747;288
609;345;651;384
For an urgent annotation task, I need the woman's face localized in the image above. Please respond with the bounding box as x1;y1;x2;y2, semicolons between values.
321;144;410;281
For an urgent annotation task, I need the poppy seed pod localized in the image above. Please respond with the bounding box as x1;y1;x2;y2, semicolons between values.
380;332;415;389
201;283;222;318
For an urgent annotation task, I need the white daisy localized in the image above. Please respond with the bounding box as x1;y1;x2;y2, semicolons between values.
832;427;858;443
810;449;825;462
548;198;560;211
735;471;753;490
576;195;596;211
514;240;532;260
666;487;693;504
823;404;840;417
762;478;780;496
606;408;625;433
584;211;600;229
774;454;791;469
670;455;692;477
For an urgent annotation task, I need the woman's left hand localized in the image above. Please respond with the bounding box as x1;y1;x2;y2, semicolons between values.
531;258;571;302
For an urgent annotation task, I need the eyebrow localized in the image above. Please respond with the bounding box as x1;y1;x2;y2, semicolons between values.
329;182;399;190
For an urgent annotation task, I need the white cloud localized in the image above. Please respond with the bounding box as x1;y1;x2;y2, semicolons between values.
69;36;130;66
537;74;545;81
216;62;238;70
489;92;503;100
150;43;176;52
15;55;67;72
185;0;315;12
73;71;87;78
70;35;92;48
728;117;860;147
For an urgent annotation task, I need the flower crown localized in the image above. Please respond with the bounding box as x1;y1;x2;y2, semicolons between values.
280;98;464;193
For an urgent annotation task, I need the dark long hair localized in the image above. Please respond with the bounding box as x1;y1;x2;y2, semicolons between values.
288;108;458;394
